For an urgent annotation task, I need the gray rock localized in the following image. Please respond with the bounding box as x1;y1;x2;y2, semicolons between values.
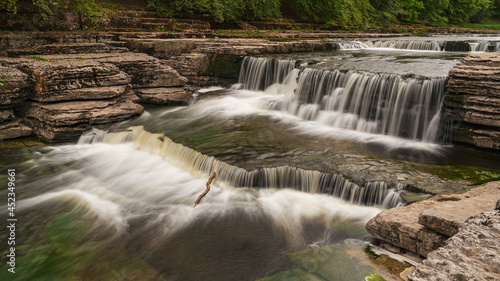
408;210;500;281
0;66;29;105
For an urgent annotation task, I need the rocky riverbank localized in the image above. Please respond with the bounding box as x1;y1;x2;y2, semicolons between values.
366;181;500;280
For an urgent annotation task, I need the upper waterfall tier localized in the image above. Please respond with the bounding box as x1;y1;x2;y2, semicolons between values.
238;56;448;143
329;36;500;52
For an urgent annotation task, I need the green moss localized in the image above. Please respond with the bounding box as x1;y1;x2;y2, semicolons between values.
365;273;388;281
257;268;323;281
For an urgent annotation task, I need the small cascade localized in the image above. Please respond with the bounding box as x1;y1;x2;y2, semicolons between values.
80;126;405;208
475;40;500;52
238;57;296;91
268;67;447;142
363;40;441;51
330;41;369;50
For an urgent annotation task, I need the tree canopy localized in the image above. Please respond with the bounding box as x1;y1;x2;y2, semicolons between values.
1;0;498;27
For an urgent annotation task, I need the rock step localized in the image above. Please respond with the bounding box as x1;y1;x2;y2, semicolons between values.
113;10;157;18
135;87;191;105
0;119;33;140
366;181;500;257
6;43;128;57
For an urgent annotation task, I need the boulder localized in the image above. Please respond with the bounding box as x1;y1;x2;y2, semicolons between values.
408;210;500;281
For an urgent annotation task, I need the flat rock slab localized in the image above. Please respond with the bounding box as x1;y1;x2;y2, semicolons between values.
22;93;143;140
366;182;500;257
37;53;188;88
136;87;190;105
408;210;500;281
419;181;500;236
366;196;449;257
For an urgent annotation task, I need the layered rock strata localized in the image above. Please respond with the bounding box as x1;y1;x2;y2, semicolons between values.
125;38;329;86
408;208;500;281
443;52;500;150
366;181;500;257
0;49;189;141
0;66;32;139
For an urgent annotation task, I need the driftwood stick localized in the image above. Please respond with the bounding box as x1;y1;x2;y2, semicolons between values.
194;172;216;207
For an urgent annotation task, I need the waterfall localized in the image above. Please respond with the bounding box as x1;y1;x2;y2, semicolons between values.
237;57;296;91
80;126;405;208
330;41;369;50
475;40;500;52
260;65;447;143
363;40;441;51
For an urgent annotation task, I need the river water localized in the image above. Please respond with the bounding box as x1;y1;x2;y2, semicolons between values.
1;36;499;281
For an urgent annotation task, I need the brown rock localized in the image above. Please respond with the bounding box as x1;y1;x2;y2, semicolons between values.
135;87;191;105
444;52;500;150
22;93;143;140
0;118;32;140
365;196;449;257
0;109;15;123
0;66;29;105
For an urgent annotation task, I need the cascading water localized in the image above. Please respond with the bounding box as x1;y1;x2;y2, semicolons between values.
80;126;405;208
237;57;296;91
363;40;441;51
241;57;447;143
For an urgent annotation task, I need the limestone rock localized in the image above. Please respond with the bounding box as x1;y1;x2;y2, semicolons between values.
22;93;143;140
135;87;191;105
0;118;32;140
0;109;15;123
7;43;114;57
365;196;449;257
0;66;29;105
443;53;500;150
418;181;500;236
408;210;500;281
366;182;500;258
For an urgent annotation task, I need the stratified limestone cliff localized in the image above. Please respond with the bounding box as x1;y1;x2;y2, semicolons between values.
443;52;500;150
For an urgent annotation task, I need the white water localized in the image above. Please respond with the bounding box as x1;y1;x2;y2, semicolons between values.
332;37;500;52
237;57;447;144
18;140;383;248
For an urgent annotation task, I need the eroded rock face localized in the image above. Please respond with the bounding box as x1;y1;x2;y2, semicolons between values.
443;52;500;150
408;210;500;281
366;182;500;257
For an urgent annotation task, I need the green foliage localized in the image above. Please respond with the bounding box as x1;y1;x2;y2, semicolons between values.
399;0;424;22
287;0;373;28
148;0;281;22
0;75;3;87
0;0;18;13
446;0;492;23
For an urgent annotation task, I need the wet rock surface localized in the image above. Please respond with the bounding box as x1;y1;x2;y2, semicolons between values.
366;181;500;257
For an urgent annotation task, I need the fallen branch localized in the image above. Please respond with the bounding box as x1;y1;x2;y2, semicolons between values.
194;172;216;207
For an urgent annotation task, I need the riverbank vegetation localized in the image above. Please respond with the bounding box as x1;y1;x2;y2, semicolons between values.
1;0;500;29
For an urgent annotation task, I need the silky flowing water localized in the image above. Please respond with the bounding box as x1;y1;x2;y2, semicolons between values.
1;36;500;281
